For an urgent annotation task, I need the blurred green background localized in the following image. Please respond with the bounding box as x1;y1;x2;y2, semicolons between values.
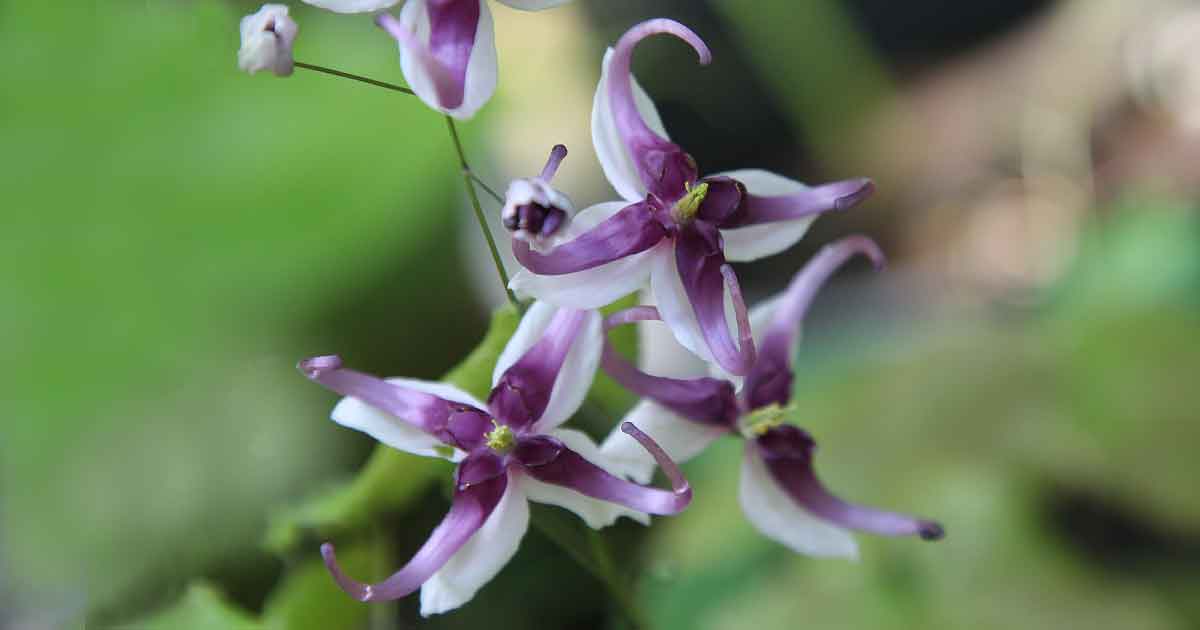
3;1;1198;628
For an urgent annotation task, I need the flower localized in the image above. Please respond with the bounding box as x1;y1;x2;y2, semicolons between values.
299;303;690;615
302;0;572;119
501;145;574;246
598;236;944;558
507;19;875;377
238;4;298;77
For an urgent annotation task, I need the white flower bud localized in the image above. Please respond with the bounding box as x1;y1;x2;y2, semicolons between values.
238;4;298;77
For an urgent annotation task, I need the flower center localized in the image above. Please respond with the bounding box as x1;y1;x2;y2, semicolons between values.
670;180;709;224
485;420;516;453
740;403;793;438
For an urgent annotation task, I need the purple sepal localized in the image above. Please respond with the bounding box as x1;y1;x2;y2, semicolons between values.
694;176;746;226
488;309;585;430
601;307;739;427
607;19;710;200
743;236;884;409
723;178;875;229
518;422;692;515
321;473;510;602
511;434;564;467
456;450;507;489
298;355;489;451
755;425;943;541
674;223;757;376
512;201;666;275
375;1;481;111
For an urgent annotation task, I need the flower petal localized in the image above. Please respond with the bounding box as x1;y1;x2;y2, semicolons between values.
420;471;529;616
715;169;862;262
518;423;691;515
674;223;756;376
755;425;944;541
321;472;509;602
744;236;884;409
636;287;711;378
302;0;400;13
511;201;666;275
739;441;859;558
493;0;572;10
600;400;725;484
491;303;602;432
520;429;649;527
300;356;491;454
591;49;669;202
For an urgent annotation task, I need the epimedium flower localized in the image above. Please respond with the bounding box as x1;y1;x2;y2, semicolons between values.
299;303;690;615
501;144;574;246
507;19;875;377
597;236;944;558
301;0;573;119
238;4;298;77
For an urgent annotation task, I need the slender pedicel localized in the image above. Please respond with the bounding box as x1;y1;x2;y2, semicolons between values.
293;61;416;94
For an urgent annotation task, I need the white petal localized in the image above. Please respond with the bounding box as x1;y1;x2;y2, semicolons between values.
399;0;497;120
716;169;819;262
509;201;659;309
591;48;670;203
493;0;572;10
649;240;712;363
739;444;859;559
302;0;400;13
521;429;650;527
420;474;529;616
600;400;724;484
491;303;603;432
330;378;486;462
636;287;710;378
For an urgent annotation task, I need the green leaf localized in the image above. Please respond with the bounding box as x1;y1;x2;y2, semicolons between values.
264;306;520;553
129;583;261;630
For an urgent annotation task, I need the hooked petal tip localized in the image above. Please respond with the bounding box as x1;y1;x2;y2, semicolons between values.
619;19;713;66
833;178;875;212
299;355;343;378
621;422;690;498
320;542;373;602
918;521;945;541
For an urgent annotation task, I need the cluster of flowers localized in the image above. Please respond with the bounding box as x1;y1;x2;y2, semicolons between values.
240;1;943;618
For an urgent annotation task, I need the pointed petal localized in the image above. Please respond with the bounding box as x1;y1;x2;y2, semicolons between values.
517;423;691;515
521;429;650;527
756;426;944;541
493;0;572;10
674;224;756;376
714;169;866;262
744;236;884;409
420;472;529;616
491;304;602;432
321;473;509;602
591;49;670;202
300;356;491;453
739;441;860;558
511;201;666;275
600;400;725;484
303;0;401;13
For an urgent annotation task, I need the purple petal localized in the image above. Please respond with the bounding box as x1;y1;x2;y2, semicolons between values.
694;176;746;225
601;307;739;427
517;422;692;515
755;425;943;540
674;223;757;376
721;178;874;229
456;450;508;489
743;236;884;409
512;434;563;467
539;144;568;181
299;355;490;450
321;473;510;602
376;2;480;111
607;19;710;199
488;309;585;430
512;201;667;275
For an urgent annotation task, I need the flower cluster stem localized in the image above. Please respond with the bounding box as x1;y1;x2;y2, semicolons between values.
444;115;523;312
293;61;415;94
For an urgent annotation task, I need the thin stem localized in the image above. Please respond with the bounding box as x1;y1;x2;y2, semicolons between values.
469;172;505;205
444;115;522;312
293;61;415;95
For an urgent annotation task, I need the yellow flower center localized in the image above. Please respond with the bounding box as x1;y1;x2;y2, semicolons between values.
671;181;709;224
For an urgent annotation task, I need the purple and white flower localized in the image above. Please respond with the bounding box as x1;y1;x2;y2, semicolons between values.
302;0;572;119
299;302;690;615
507;19;875;377
238;4;298;77
501;144;574;246
599;236;943;558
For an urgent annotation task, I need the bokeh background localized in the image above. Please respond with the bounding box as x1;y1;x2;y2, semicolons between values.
3;0;1199;628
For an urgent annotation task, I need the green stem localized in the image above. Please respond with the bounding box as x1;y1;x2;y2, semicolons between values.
469;172;505;205
293;61;415;95
444;115;522;312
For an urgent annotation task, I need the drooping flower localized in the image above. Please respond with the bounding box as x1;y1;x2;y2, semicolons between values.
238;4;298;77
299;303;690;615
501;144;574;246
301;0;572;119
507;19;875;377
598;236;943;558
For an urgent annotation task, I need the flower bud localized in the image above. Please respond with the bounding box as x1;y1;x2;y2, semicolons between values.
501;178;574;244
238;4;298;77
